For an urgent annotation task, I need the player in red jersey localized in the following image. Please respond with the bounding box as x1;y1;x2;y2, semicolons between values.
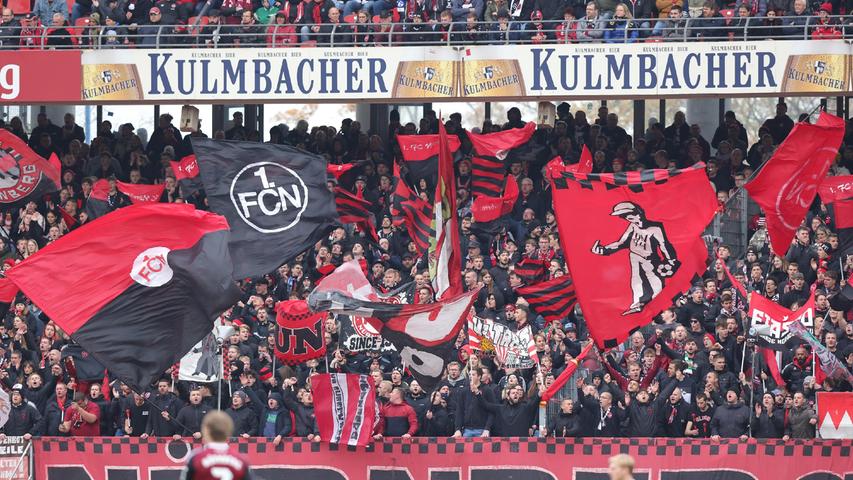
180;411;252;480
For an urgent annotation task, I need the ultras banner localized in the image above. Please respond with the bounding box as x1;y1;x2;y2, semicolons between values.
33;437;853;480
75;41;851;103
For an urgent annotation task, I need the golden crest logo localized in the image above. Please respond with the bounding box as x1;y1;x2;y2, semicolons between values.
462;59;525;97
392;60;457;98
82;64;144;101
781;54;850;93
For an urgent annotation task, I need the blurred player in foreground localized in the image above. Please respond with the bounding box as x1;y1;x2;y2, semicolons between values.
181;411;252;480
609;454;636;480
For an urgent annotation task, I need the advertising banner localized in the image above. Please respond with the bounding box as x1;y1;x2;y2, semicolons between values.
73;41;850;103
0;51;81;103
33;436;853;480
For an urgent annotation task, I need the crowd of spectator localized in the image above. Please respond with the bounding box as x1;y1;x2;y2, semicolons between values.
0;0;850;48
0;101;850;441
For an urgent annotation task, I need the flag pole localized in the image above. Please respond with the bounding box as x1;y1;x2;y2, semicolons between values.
748;344;757;439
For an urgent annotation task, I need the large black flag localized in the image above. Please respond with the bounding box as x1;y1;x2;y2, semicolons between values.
7;203;242;390
192;139;339;279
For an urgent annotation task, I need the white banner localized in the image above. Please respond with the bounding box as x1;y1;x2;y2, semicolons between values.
178;324;234;383
78;41;850;102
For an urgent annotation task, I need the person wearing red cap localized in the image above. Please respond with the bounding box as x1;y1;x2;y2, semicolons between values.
810;2;841;37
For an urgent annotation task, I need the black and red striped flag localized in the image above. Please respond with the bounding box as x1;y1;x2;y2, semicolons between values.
396;134;461;188
84;179;111;220
334;186;378;242
468;122;536;198
7;203;242;389
550;164;717;349
390;163;434;252
0;130;61;207
513;257;547;285
516;274;577;322
818;175;852;258
170;154;203;196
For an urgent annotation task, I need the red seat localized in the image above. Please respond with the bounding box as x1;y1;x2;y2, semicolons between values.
224;15;240;24
343;13;355;23
5;0;31;14
300;40;316;47
66;0;74;15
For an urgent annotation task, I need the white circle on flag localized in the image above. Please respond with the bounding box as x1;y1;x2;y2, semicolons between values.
130;247;173;287
229;161;309;234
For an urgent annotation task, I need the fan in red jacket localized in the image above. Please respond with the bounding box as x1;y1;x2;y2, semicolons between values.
373;387;418;439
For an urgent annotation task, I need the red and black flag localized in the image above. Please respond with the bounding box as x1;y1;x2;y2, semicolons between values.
0;130;60;207
116;181;165;204
327;162;364;188
60;344;107;383
818;175;853;258
550;164;717;349
308;261;478;392
7;203;242;389
514;257;547;285
84;179;111;220
467;122;536;198
390;163;434;252
516;274;577;322
396;134;462;188
274;300;327;365
192;139;339;279
0;277;18;313
470;176;518;237
171;154;203;196
430;121;463;300
745;112;845;256
334;186;378;242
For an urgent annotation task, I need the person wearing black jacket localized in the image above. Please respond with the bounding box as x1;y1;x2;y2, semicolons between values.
226;391;259;437
43;382;72;436
260;393;293;444
423;390;454;436
281;379;320;439
475;382;540;437
710;389;750;440
751;393;785;438
0;388;42;438
143;379;181;437
21;371;57;414
685;393;714;437
124;392;151;437
89;383;113;436
174;388;210;439
546;398;583;437
657;384;691;437
452;368;495;437
405;381;430;434
581;385;625;437
624;378;677;437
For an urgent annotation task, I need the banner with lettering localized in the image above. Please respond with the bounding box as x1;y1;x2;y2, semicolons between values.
468;316;537;369
71;41;850;103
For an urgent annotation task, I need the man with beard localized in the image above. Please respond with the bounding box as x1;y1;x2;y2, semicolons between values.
475;381;541;437
685;393;715;437
490;250;512;289
142;379;180;437
623;379;678;437
175;388;211;439
658;385;691;437
406;381;430;434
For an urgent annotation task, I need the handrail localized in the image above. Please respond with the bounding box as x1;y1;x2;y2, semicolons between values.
1;14;849;50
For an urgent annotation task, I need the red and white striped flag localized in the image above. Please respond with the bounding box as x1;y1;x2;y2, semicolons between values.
313;373;378;447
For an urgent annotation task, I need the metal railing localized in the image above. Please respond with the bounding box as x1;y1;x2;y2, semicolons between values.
0;14;850;49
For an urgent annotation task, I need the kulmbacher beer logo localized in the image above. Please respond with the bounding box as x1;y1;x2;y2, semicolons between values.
230;161;308;234
392;60;457;98
781;54;849;93
131;247;173;287
462;59;525;97
82;64;144;101
0;143;42;204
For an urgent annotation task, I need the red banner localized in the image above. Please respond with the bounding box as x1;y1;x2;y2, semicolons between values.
818;392;853;439
1;51;81;103
116;181;165;203
274;300;327;365
33;437;853;480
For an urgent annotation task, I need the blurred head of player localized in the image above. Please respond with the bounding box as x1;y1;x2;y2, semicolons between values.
201;411;234;443
608;454;635;480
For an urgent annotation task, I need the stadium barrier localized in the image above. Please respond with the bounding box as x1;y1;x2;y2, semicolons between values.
2;40;850;104
33;436;853;480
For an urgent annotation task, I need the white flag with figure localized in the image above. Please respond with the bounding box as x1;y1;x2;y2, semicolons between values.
179;324;234;383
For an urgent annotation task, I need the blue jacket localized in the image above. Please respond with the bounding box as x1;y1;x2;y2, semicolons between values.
603;18;639;42
32;0;70;25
